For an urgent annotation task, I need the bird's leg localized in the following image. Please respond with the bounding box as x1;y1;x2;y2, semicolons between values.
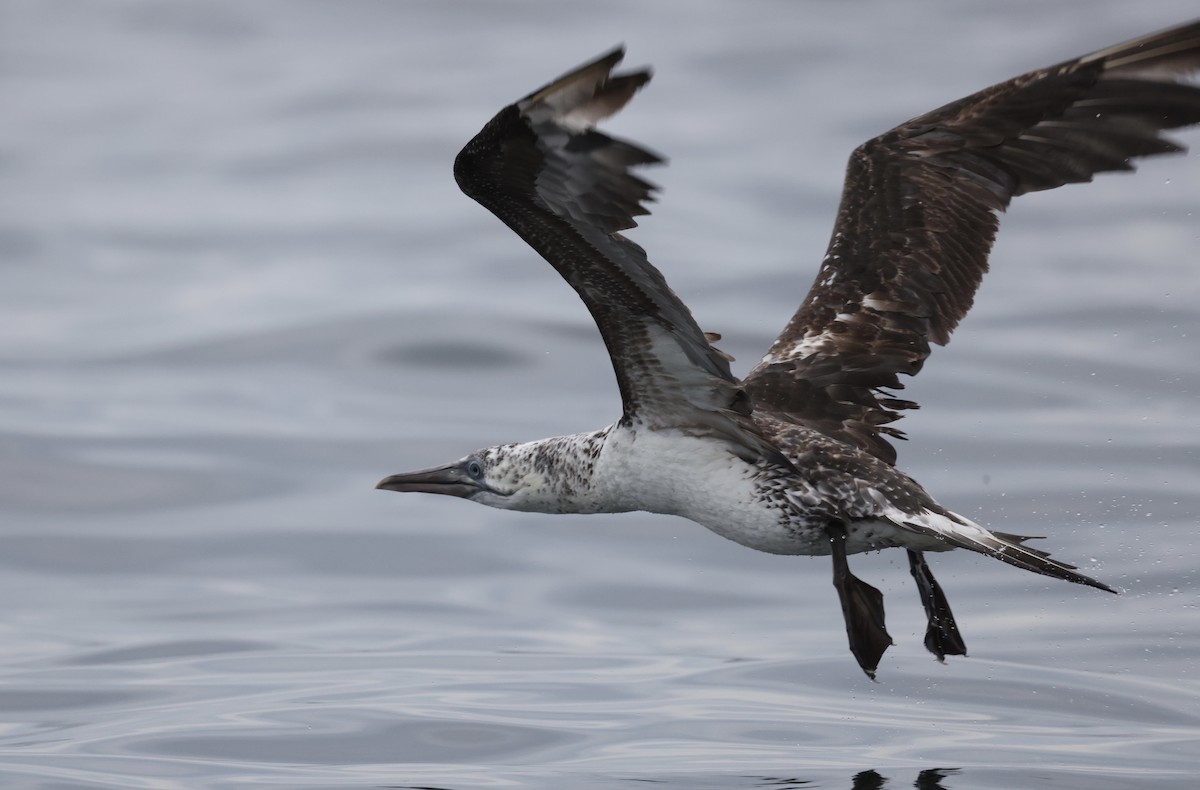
826;521;893;679
907;550;967;661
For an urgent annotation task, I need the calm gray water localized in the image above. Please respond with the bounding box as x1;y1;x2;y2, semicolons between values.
3;1;1199;788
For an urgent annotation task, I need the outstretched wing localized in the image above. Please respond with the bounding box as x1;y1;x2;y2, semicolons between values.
454;49;771;460
744;20;1200;464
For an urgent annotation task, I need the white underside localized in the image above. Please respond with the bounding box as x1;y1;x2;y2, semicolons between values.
593;424;966;556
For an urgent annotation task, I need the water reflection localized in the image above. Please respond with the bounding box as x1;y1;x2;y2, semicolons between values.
3;0;1199;789
385;768;958;790
852;768;959;789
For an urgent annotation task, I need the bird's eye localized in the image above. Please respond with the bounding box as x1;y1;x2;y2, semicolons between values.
466;460;484;480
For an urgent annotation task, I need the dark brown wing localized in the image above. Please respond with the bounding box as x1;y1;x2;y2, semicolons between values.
454;49;772;460
743;20;1200;464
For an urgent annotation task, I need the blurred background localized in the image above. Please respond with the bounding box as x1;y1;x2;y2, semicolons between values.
1;1;1198;788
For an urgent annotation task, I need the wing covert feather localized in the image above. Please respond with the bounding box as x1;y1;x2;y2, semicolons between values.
745;21;1200;463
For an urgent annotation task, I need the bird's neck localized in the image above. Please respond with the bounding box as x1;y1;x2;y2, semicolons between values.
498;426;616;514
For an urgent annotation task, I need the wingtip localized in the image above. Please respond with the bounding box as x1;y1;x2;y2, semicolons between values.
522;45;629;105
1085;18;1200;75
518;46;652;132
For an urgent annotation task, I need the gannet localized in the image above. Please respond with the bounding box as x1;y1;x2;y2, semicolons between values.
379;21;1200;677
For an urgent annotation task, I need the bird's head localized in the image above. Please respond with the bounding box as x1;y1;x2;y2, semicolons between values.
376;435;602;513
376;445;521;510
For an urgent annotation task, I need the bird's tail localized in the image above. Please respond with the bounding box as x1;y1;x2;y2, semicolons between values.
893;509;1118;594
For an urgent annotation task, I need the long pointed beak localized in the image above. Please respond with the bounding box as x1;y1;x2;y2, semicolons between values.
375;463;478;498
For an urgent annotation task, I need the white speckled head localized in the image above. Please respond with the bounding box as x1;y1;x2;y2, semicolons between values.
377;429;612;514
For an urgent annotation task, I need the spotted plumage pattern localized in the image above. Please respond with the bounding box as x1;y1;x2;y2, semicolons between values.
744;21;1200;463
381;21;1200;678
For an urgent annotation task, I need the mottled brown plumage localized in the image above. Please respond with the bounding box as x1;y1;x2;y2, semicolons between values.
384;22;1200;677
745;20;1200;463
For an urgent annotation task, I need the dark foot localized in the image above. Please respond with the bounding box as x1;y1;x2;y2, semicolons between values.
907;550;967;661
827;523;893;679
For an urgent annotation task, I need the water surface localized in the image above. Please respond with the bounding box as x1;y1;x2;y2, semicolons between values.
2;1;1199;788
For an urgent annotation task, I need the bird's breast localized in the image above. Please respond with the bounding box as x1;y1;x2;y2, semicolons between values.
595;425;816;554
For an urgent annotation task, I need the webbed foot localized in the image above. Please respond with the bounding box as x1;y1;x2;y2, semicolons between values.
908;550;967;661
827;522;893;678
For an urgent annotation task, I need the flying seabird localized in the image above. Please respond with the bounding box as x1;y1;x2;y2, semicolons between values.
379;21;1200;677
